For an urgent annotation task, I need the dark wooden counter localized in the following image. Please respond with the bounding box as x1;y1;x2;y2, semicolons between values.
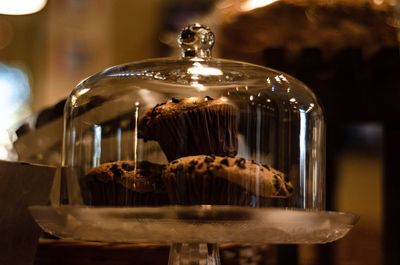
35;238;170;265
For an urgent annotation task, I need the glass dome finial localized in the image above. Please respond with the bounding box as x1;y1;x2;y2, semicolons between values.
178;23;215;59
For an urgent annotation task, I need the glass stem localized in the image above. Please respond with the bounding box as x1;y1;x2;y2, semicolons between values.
168;243;220;265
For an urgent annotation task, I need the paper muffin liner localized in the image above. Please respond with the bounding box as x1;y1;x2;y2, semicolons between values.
149;104;239;161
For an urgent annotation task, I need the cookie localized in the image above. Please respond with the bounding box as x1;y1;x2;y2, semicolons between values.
85;160;169;206
162;155;293;206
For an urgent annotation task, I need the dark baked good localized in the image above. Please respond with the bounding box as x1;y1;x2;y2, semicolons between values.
138;96;239;161
162;155;293;206
85;160;169;206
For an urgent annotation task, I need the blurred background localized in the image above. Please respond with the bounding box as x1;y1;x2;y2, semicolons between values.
1;0;399;265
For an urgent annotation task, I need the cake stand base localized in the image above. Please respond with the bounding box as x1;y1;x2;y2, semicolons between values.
29;205;358;265
169;243;220;265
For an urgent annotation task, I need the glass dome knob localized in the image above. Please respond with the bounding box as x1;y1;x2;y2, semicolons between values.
178;23;215;59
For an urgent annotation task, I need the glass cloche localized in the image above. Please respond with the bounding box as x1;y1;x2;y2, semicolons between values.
30;24;357;265
62;23;324;210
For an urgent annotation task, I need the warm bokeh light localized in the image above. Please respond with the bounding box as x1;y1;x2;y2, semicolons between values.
0;0;47;15
240;0;279;12
0;63;31;160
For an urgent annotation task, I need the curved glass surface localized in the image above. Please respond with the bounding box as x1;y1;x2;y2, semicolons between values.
61;25;325;211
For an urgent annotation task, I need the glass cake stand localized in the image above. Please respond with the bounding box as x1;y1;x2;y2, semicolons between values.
29;205;358;265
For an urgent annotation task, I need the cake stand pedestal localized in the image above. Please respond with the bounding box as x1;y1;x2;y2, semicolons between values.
29;205;358;265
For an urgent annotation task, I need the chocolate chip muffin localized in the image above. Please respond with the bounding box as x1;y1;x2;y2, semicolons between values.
85;160;169;206
138;96;239;161
162;155;293;206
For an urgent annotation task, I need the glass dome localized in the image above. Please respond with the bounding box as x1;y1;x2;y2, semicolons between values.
61;24;325;211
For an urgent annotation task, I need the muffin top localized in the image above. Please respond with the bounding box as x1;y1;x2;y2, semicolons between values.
85;160;166;193
138;96;237;139
163;155;293;198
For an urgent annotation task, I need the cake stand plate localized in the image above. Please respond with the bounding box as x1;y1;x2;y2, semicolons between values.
29;205;358;244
